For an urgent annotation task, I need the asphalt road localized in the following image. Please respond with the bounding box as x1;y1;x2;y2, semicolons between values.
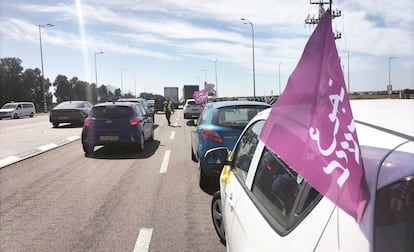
0;111;226;252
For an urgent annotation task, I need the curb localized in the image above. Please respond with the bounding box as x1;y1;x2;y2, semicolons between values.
0;135;81;169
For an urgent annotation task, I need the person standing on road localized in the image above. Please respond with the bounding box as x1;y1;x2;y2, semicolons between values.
163;98;173;125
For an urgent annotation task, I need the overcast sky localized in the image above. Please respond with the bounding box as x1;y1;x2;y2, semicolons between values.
1;0;413;98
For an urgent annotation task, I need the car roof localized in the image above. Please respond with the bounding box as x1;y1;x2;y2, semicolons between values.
117;98;146;103
206;100;271;109
94;101;139;108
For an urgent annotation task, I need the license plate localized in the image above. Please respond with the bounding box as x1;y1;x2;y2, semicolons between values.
100;136;119;141
58;116;70;120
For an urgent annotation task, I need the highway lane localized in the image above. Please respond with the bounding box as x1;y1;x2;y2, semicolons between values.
0;111;225;252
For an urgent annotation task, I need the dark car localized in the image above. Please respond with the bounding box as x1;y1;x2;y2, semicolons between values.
191;101;271;190
118;98;155;123
81;102;154;155
49;101;92;127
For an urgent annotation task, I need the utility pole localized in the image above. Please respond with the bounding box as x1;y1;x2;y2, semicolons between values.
305;0;342;39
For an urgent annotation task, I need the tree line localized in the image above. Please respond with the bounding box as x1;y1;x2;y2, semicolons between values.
0;57;164;112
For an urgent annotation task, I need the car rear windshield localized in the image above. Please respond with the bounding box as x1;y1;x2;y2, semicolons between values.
212;106;268;128
54;102;85;109
90;106;134;118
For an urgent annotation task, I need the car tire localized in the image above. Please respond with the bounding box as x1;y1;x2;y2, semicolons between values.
191;147;197;162
82;143;94;155
13;113;18;119
52;122;59;128
30;112;34;118
149;128;154;141
137;133;145;152
199;169;211;191
211;191;226;246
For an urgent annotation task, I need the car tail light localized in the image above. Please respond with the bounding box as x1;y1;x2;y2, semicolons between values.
129;117;140;126
83;118;90;127
203;129;223;143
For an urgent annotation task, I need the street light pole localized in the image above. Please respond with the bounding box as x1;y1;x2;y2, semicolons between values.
278;62;282;96
209;59;218;97
94;51;104;102
120;67;127;95
388;56;395;96
38;23;54;112
241;18;256;100
200;69;207;88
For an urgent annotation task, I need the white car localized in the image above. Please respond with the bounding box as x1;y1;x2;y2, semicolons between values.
183;98;204;119
207;99;414;251
0;102;36;119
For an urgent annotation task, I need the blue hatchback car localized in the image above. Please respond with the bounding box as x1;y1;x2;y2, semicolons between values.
81;102;154;155
191;101;270;190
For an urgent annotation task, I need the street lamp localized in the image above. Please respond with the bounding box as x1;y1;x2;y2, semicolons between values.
200;69;207;88
94;51;104;102
209;59;218;97
241;18;256;100
120;67;127;94
278;62;282;96
388;56;396;96
38;23;54;112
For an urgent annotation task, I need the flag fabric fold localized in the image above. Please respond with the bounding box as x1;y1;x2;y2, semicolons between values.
259;11;369;222
193;88;209;104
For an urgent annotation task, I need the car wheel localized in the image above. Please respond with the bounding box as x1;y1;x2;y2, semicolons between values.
211;191;226;246
199;169;211;191
82;143;94;155
149;128;154;141
137;133;145;152
191;147;197;162
30;112;34;118
52;122;59;128
13;113;18;119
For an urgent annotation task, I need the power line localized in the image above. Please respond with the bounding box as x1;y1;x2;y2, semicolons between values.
305;0;342;39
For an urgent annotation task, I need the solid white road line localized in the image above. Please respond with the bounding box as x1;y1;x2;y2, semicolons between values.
133;227;153;252
159;150;171;173
67;135;81;141
170;131;175;140
38;143;58;152
0;156;19;168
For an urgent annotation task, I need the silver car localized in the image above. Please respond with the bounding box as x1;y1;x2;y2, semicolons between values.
183;98;204;119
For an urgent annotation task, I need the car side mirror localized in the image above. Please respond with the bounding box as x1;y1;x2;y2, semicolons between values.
205;147;230;167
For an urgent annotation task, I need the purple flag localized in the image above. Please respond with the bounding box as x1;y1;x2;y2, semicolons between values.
193;88;209;104
259;11;369;222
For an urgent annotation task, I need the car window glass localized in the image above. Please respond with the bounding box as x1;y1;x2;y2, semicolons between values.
232;120;265;183
197;107;209;125
136;105;145;116
91;106;134;118
251;147;301;227
2;104;16;109
213;106;267;128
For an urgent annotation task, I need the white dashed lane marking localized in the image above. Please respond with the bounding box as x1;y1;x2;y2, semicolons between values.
159;150;171;173
133;228;153;252
170;131;175;140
